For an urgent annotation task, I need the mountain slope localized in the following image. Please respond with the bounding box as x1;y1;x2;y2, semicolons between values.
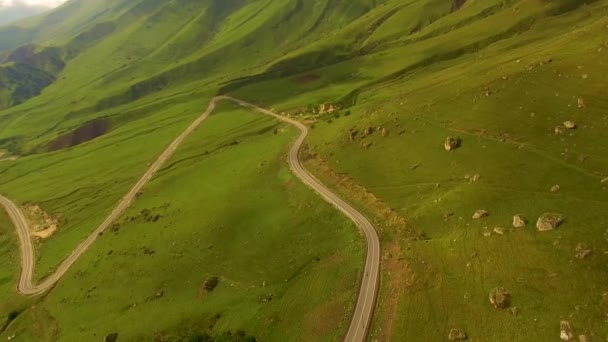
1;0;608;340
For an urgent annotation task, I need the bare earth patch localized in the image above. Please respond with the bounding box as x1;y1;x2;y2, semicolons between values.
294;73;320;84
22;204;61;240
303;153;415;341
47;118;111;151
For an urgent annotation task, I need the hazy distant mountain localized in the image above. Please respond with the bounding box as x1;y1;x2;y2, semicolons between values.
0;5;47;25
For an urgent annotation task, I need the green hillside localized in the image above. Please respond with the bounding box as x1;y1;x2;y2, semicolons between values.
1;0;608;340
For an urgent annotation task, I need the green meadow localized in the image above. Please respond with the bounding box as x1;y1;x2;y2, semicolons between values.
2;0;608;340
1;103;362;341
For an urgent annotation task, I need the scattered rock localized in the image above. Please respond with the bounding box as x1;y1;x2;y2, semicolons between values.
364;127;374;136
448;328;467;341
601;176;608;184
560;321;574;341
536;213;565;231
555;126;565;135
578;334;590;342
513;215;527;228
551;185;561;193
563;121;577;129
381;127;389;137
502;75;509;80
577;98;585;108
489;287;510;309
483;231;492;237
204;276;220;292
444;137;461;151
493;227;505;235
575;243;592;259
471;174;481;183
318;104;337;114
104;333;118;342
472;210;489;219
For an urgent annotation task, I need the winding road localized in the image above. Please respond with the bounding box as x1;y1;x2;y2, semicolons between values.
0;96;380;342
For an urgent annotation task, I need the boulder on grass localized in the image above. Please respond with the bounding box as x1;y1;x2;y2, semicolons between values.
489;287;510;309
513;215;527;228
448;328;467;341
536;213;565;231
560;321;574;341
444;137;461;151
575;243;592;259
104;333;118;342
472;210;489;219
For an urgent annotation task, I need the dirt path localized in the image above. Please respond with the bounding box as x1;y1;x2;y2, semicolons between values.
0;96;380;342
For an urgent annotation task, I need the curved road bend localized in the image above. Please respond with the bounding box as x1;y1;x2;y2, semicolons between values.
0;96;380;342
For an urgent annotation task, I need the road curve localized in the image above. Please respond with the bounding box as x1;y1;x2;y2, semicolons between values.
0;96;380;342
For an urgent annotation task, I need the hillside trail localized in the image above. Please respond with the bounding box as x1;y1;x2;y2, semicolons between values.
0;96;380;342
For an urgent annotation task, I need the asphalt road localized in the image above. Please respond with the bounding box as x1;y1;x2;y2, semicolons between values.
0;96;380;342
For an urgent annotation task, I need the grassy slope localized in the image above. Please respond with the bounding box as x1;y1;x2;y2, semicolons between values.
1;104;362;341
0;0;607;340
229;0;608;340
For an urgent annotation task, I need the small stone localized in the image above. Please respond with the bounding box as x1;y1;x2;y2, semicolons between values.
483;231;492;237
555;126;565;135
444;137;461;151
489;287;510;309
510;307;520;316
471;174;481;183
104;333;119;342
601;177;608;184
575;243;592;259
551;185;561;193
448;328;467;341
381;127;389;137
560;321;574;341
513;215;527;228
536;213;565;231
577;98;585;108
472;210;489;219
493;227;505;235
563;121;577;129
578;334;590;342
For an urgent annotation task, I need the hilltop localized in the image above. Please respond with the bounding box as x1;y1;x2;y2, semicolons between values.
1;0;608;341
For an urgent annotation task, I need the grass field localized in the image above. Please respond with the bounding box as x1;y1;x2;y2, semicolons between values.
0;103;363;341
2;0;608;340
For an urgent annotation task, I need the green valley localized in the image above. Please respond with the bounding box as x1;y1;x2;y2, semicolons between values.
1;0;608;341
